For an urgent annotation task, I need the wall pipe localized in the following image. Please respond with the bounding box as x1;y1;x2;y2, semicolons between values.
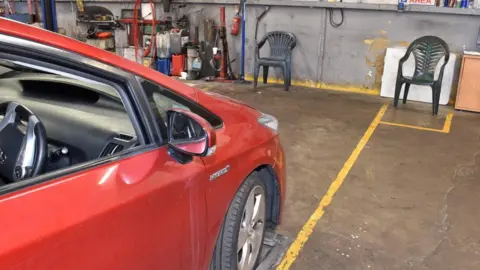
239;0;246;81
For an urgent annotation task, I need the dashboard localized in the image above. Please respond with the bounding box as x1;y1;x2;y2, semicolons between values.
0;72;138;173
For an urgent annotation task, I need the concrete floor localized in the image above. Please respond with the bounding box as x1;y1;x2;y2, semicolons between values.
197;81;480;270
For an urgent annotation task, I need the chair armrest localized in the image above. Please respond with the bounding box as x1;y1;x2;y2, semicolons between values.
435;50;450;82
398;45;414;68
437;61;448;83
397;58;405;78
255;45;260;59
289;39;297;50
397;49;412;78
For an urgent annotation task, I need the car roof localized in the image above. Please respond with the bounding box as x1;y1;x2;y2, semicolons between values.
0;18;197;100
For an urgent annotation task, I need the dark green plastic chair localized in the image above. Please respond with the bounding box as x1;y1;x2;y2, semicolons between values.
253;31;296;91
394;36;449;115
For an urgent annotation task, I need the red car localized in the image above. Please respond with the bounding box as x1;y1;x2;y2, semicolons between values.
0;19;286;270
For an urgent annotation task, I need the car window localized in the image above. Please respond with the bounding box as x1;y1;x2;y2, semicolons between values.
0;58;139;181
138;77;223;129
152;92;190;120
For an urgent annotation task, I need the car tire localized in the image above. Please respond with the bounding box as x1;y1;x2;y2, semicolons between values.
211;172;267;270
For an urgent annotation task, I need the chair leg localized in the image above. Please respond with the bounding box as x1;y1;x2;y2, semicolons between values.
263;66;269;84
431;85;437;115
288;63;292;86
393;80;402;107
282;64;289;91
403;83;410;104
434;84;442;115
253;64;260;89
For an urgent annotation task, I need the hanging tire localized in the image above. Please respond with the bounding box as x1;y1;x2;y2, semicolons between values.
211;172;267;270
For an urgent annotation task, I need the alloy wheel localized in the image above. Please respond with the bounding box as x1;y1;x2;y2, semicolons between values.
237;185;266;270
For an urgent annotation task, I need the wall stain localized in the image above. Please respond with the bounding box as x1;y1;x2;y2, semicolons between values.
364;34;410;89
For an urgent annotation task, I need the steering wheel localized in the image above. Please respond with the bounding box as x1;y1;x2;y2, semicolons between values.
0;102;47;182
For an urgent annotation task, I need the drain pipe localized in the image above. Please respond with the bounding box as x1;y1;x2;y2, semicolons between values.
255;6;270;42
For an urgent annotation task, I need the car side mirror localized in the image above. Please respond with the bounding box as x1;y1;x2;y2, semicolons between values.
166;108;216;157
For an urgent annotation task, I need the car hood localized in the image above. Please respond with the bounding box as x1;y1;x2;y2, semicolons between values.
195;89;262;124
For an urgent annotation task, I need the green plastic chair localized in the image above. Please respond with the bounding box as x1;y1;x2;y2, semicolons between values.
393;36;450;115
253;31;296;91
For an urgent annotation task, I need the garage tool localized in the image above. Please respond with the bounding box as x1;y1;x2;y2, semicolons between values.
215;6;236;82
133;0;156;61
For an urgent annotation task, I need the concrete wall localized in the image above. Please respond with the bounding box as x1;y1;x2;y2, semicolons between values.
53;2;480;91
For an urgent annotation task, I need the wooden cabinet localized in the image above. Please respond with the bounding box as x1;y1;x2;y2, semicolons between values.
456;54;480;112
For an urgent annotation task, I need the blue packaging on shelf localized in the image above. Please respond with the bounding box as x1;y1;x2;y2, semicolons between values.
5;14;31;23
398;0;407;10
156;58;171;76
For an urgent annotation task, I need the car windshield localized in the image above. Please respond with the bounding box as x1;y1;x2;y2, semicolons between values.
0;59;122;103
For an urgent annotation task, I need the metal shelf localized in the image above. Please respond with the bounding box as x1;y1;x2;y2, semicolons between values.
54;0;480;16
172;0;480;16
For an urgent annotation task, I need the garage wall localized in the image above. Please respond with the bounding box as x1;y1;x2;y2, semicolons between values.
53;2;480;91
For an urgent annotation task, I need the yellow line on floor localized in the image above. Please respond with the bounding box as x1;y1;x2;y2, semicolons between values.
443;112;454;133
243;74;380;96
379;112;454;134
378;121;446;133
277;104;388;270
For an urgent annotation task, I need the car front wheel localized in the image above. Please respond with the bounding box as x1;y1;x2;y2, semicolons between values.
211;172;267;270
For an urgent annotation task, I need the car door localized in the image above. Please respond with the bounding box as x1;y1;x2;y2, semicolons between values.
0;35;208;270
0;148;208;270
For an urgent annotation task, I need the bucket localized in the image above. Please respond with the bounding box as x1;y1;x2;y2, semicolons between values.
170;32;182;55
156;58;171;75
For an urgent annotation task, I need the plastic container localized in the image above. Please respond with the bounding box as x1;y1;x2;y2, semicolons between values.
171;54;185;76
142;57;154;68
156;32;171;58
170;31;182;55
157;58;171;75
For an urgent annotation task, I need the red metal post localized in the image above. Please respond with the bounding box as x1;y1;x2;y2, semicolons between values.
220;6;226;27
27;0;33;23
10;0;16;13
